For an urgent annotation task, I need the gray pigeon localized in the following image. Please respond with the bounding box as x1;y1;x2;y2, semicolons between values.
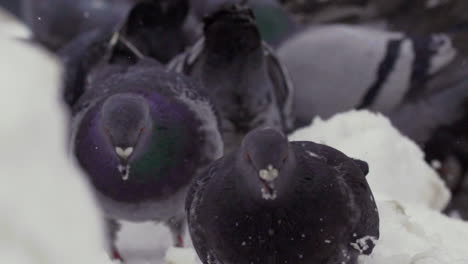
186;128;379;264
22;0;132;50
168;4;294;152
70;58;223;260
277;24;458;129
387;56;468;145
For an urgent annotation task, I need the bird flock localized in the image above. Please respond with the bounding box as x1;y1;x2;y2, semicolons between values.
3;0;467;263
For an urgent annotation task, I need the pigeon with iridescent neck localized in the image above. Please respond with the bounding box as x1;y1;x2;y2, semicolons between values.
71;59;223;261
186;128;379;264
168;4;294;153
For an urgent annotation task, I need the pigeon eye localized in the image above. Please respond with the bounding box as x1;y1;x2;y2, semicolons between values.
282;155;288;163
140;127;145;133
246;153;252;162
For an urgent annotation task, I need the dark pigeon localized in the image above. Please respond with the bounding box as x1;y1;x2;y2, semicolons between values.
189;0;299;47
112;0;197;64
59;0;196;108
186;128;379;264
69;55;223;260
22;0;132;51
168;4;294;153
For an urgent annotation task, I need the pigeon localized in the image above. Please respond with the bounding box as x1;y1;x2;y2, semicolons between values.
386;56;468;145
22;0;132;50
186;128;379;264
424;113;468;220
168;4;294;152
59;0;196;107
277;24;457;128
280;0;380;24
190;0;299;46
382;0;468;35
111;0;197;64
69;56;223;259
280;0;468;38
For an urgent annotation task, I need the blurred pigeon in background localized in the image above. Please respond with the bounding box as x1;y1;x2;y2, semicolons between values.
111;0;197;64
190;0;299;46
22;0;132;50
277;24;458;129
59;0;196;107
169;4;294;153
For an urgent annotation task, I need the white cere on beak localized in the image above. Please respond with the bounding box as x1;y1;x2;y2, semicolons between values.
116;147;134;160
259;164;279;182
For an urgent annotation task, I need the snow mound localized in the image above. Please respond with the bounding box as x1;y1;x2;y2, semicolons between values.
0;8;31;39
359;200;468;264
165;247;198;264
289;110;450;210
0;34;111;264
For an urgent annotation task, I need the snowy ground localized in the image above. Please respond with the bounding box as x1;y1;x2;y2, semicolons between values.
1;10;467;264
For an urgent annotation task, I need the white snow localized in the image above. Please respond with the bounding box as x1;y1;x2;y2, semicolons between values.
165;247;198;264
0;17;113;264
0;8;31;39
359;200;468;264
290;110;451;211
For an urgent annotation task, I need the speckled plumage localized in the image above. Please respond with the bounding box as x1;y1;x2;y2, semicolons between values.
168;4;294;153
186;128;379;264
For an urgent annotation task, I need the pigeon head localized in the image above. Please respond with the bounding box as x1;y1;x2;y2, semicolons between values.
203;4;261;57
75;89;205;202
100;93;151;165
240;128;291;200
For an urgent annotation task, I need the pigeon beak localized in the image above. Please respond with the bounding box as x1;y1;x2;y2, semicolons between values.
115;147;134;160
258;165;279;200
259;165;279;182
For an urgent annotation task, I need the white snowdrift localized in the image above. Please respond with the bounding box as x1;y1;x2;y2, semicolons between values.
290;110;451;210
0;8;31;39
360;200;468;264
0;28;112;264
